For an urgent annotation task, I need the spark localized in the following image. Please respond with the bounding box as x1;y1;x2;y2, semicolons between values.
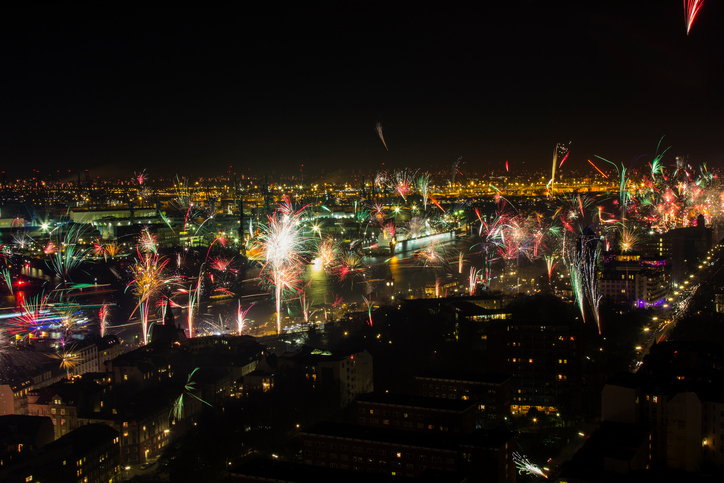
375;121;389;151
172;367;213;422
469;267;481;295
139;228;158;254
49;344;82;379
128;249;178;345
299;288;319;324
416;172;431;211
2;268;12;296
361;294;374;326
99;304;110;338
258;197;310;335
237;301;254;335
684;0;705;34
209;256;237;274
4;293;52;342
587;159;608;178
513;452;547;478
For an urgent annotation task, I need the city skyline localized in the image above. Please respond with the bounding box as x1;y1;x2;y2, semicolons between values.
3;2;724;178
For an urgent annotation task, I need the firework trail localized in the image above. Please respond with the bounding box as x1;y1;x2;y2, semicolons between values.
374;171;388;193
172;367;213;422
382;220;397;241
684;0;705;34
98;304;110;338
322;293;344;321
335;252;365;283
46;224;91;285
451;156;463;186
469;267;480;296
587;159;608;178
458;251;464;274
429;196;445;212
205;235;227;261
370;200;386;220
393;169;416;201
544;255;558;285
92;239;122;260
316;237;338;270
361;294;373;326
299;288;319;324
209;256;237;274
128;249;177;345
596;155;632;221
3;293;52;342
416;172;431;211
135;169;147;185
2;268;12;295
618;225;640;252
375;122;389;151
203;314;233;335
57;307;86;345
513;452;547;478
416;239;451;270
548;142;570;193
565;233;603;334
258;197;310;335
139;228;158;254
12;231;34;250
186;268;203;339
237;301;254;335
405;217;427;239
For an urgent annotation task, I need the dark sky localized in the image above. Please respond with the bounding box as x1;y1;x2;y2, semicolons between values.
2;1;724;179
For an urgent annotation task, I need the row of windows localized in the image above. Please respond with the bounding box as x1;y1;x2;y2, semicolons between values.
305;449;452;464
305;460;422;476
360;418;449;430
421;384;465;392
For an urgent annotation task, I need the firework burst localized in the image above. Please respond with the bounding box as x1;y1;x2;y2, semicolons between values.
258;197;310;335
4;293;52;342
49;344;82;379
513;452;547;478
128;249;178;345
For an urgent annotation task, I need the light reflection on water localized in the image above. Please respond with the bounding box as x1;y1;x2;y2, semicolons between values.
12;233;481;337
206;233;477;332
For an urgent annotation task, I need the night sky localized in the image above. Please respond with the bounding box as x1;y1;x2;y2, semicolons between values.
3;1;724;179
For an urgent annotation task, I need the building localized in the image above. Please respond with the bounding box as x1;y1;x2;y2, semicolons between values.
355;392;477;434
229;457;467;483
30;424;121;483
556;421;651;480
487;318;582;415
0;415;55;483
597;253;669;308
601;341;724;472
414;374;511;423
0;378;33;416
278;346;373;406
79;387;176;466
299;421;515;481
27;387;80;440
637;217;713;284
